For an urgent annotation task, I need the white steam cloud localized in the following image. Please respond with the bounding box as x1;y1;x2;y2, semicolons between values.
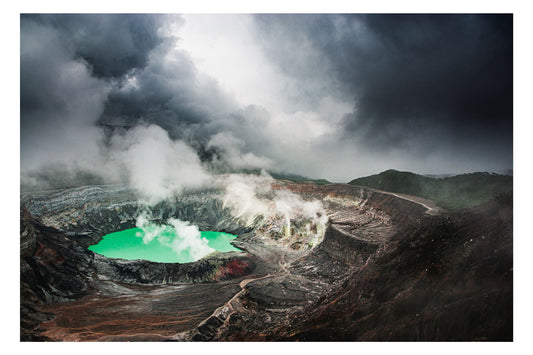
166;219;214;261
135;210;214;262
218;173;275;224
207;131;273;170
108;124;210;204
217;172;328;245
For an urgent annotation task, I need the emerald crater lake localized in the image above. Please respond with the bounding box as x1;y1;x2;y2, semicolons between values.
88;226;240;263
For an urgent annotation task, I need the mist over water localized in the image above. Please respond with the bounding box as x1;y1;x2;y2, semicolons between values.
89;171;329;263
132;210;216;262
88;224;239;263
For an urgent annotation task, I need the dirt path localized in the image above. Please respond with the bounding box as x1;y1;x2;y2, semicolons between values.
176;247;292;340
388;192;441;215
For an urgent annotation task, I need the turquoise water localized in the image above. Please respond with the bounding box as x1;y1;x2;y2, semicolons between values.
88;227;240;263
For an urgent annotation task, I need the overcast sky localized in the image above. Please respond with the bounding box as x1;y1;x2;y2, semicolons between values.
20;14;513;183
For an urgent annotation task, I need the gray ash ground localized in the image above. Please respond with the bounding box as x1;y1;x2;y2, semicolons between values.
20;181;512;341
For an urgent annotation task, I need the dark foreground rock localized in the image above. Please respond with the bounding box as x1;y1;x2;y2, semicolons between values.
278;194;513;341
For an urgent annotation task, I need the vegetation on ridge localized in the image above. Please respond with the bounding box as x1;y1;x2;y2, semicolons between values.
348;169;513;210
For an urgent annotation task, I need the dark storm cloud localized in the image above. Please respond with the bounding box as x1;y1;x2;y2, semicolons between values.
26;14;168;78
347;15;512;149
20;14;514;186
99;40;237;141
254;14;513;154
20;14;219;193
20;13;168;150
20;16;109;170
20;13;243;191
20;13;229;148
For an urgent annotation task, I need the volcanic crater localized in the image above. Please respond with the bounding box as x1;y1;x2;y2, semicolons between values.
20;179;512;341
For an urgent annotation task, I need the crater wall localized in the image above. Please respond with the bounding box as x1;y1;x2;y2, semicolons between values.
21;181;446;341
21;185;253;247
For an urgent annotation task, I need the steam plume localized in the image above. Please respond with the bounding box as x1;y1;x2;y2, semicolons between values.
135;210;214;261
218;172;328;244
108;124;210;204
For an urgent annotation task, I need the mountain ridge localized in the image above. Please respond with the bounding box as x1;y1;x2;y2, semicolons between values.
348;169;513;210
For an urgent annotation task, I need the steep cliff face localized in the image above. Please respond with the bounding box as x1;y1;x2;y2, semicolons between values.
20;208;94;340
20;182;512;341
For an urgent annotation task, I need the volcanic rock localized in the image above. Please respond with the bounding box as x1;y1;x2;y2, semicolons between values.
20;181;512;341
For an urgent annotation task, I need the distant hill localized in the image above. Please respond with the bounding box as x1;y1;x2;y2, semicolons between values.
236;168;331;185
269;172;331;185
422;173;457;179
348;169;513;210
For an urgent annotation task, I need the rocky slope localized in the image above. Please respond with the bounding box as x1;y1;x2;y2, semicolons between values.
233;193;513;341
20;181;512;341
